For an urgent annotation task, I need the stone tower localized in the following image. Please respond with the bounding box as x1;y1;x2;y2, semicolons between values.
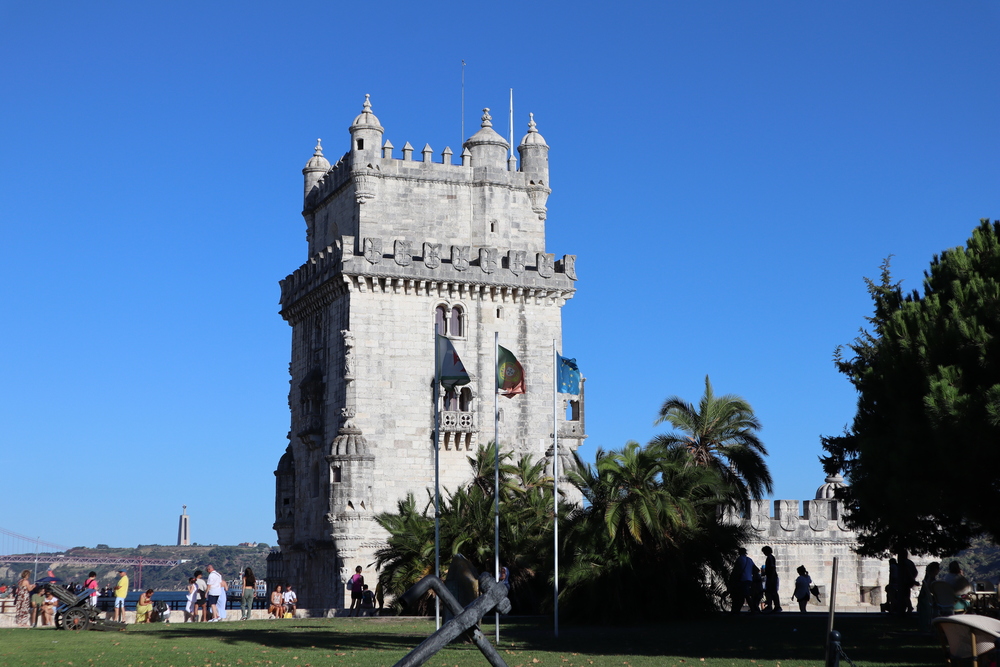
272;96;585;611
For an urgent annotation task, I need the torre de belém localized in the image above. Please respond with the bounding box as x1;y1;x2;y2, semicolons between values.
268;96;586;611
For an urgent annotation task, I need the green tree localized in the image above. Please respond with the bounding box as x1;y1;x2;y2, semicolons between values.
823;220;1000;556
373;444;563;614
650;376;772;507
561;442;746;622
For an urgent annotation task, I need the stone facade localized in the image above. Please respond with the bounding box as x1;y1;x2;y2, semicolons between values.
271;96;585;611
729;475;929;611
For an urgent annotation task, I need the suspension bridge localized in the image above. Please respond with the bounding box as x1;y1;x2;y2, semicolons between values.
0;526;183;588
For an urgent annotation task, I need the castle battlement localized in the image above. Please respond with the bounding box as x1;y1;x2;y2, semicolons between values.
279;238;577;322
724;498;851;541
306;148;540;212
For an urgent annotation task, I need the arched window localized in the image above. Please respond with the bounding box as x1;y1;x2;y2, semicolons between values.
443;389;458;411
459;387;472;412
449;306;464;337
435;305;447;335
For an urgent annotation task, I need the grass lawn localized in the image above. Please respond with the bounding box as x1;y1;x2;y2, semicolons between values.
0;613;943;667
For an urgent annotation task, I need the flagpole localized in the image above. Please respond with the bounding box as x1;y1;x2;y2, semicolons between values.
494;331;501;644
552;341;559;638
433;327;441;630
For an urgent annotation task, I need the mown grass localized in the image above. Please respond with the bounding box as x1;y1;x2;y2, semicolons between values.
0;613;943;667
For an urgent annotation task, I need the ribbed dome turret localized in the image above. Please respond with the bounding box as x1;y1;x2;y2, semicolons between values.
330;418;371;457
464;108;509;168
349;94;383;132
519;113;548;147
304;139;331;171
302;139;331;200
815;473;846;499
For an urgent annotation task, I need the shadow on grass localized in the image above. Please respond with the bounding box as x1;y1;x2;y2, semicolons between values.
124;613;943;666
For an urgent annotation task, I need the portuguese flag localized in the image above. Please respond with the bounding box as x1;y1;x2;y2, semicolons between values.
497;345;525;398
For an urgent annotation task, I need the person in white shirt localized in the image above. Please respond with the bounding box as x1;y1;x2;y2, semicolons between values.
282;585;297;616
206;565;224;621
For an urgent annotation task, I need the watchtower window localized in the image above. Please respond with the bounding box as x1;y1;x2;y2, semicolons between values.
459;387;472;412
435;305;447;335
496;307;503;319
443;389;458;412
356;139;364;150
490;220;497;233
449;306;464;337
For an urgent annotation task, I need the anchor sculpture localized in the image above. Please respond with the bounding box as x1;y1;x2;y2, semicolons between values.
393;572;511;667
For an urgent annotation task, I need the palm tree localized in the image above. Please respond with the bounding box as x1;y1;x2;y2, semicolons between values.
650;375;772;507
561;442;746;622
373;492;436;612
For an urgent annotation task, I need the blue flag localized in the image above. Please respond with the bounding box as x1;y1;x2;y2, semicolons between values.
557;354;581;395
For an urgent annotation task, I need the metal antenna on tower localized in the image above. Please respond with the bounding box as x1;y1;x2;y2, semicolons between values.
461;60;466;149
509;88;514;159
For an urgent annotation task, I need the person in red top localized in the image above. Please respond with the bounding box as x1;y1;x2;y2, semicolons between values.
84;571;99;607
348;566;364;617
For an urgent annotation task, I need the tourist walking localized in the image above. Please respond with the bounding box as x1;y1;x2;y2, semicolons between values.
205;564;224;621
194;570;208;621
793;565;812;613
114;569;129;623
13;569;32;627
184;577;198;622
730;548;756;614
761;546;782;613
897;550;918;614
241;568;256;620
348;566;365;617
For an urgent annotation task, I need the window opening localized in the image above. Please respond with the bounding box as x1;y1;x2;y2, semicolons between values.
459;388;472;412
435;305;447;335
449;306;463;337
357;139;364;150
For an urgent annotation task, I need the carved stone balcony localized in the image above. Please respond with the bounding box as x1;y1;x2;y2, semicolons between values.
441;411;475;431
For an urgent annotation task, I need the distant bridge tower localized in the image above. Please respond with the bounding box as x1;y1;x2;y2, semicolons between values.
177;505;190;546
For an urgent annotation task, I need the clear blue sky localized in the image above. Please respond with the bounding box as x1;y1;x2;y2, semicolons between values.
1;1;996;550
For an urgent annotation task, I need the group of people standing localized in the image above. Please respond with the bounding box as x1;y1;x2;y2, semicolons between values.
730;546;816;614
183;564;231;622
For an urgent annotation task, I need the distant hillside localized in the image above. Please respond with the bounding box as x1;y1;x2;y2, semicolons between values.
951;537;1000;584
1;544;272;591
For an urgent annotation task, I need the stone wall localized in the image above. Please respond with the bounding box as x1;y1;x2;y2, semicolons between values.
729;495;930;611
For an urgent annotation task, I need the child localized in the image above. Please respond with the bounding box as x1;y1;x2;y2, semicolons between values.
360;584;375;614
793;565;812;613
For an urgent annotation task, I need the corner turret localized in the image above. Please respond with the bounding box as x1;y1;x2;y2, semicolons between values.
349;94;384;163
518;113;551;219
349;94;384;204
302;139;331;201
464;108;509;169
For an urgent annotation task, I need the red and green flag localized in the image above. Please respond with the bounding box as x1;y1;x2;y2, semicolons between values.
497;345;525;398
436;335;470;391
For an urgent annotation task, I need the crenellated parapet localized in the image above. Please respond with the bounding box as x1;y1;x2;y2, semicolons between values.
303;99;551;222
279;237;577;324
723;497;852;540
